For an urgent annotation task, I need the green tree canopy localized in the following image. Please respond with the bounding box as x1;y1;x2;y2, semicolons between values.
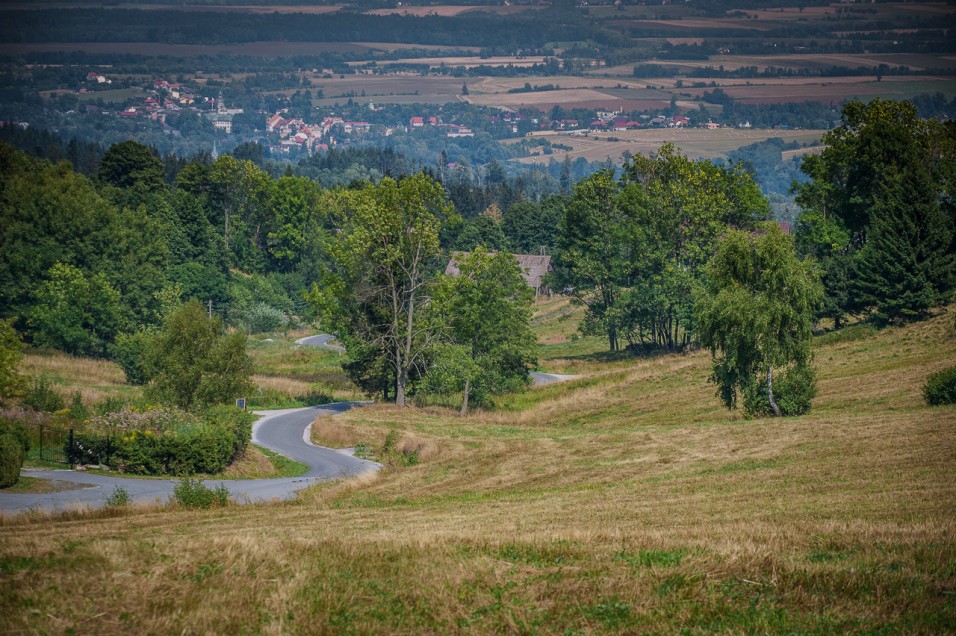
310;173;459;405
794;99;955;326
145;301;253;411
454;214;510;252
208;155;271;271
553;145;769;353
428;248;537;414
265;175;325;273
552;169;634;352
98;140;165;192
501;196;565;254
28;263;125;358
696;224;823;417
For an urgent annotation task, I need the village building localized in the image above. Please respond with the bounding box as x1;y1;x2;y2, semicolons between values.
445;253;553;299
206;91;238;134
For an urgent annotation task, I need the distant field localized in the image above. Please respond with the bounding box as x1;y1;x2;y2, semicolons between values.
0;3;344;11
308;67;908;113
742;1;955;20
0;41;478;59
0;41;374;57
348;55;550;69
73;87;144;104
509;127;825;165
468;88;625;108
307;74;674;109
611;18;780;32
365;4;542;16
682;82;889;105
600;52;956;78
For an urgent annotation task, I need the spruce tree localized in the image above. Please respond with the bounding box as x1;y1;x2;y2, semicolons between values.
855;166;955;324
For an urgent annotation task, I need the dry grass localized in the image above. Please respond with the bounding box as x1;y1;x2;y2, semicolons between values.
219;446;280;479
2;312;955;632
20;349;136;404
510;128;824;165
251;374;314;397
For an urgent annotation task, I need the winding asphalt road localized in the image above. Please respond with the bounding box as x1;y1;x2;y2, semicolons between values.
295;334;345;353
0;403;379;515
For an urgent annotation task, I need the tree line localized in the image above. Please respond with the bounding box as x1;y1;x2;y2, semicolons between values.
0;98;951;418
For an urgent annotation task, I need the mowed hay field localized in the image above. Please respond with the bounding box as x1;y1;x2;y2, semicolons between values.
510;128;825;164
2;307;955;633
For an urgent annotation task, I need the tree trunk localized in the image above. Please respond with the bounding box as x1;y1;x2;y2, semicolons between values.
460;377;470;416
395;367;407;406
394;341;406;406
767;365;781;417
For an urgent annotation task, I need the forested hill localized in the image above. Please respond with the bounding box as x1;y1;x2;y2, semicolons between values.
0;8;591;48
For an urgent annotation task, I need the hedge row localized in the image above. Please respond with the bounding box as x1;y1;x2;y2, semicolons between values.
67;406;253;476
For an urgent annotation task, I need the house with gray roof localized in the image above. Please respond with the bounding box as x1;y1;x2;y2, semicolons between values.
445;253;553;299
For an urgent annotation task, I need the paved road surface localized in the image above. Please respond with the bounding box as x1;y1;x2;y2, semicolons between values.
529;372;578;386
295;334;345;353
0;403;378;515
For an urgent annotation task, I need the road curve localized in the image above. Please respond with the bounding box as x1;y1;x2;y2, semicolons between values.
0;403;379;515
295;334;345;353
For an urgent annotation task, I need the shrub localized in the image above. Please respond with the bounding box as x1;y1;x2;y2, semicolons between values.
0;419;29;454
172;478;229;509
106;486;130;507
67;392;88;423
22;375;65;413
68;432;114;466
923;366;956;406
113;330;156;385
0;433;24;488
0;318;25;407
203;405;254;461
743;363;818;418
67;405;253;475
243;303;288;334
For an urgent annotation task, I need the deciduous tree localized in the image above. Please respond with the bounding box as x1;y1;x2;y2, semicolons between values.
428;248;537;414
311;174;458;406
28;263;125;358
696;224;823;417
145;301;253;411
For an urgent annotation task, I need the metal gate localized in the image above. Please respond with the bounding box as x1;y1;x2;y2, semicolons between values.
29;426;74;466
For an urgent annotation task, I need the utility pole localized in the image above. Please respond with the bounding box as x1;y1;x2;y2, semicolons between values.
208;299;213;318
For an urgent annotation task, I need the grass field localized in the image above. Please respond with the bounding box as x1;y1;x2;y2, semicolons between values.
2;301;954;632
18;331;361;410
509;127;824;165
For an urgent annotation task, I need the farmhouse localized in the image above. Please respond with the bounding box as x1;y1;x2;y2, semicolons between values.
445;252;553;299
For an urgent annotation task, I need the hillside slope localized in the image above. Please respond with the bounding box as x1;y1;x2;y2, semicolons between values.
2;311;955;633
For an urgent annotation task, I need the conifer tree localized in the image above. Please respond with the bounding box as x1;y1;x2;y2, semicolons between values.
854;165;955;324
